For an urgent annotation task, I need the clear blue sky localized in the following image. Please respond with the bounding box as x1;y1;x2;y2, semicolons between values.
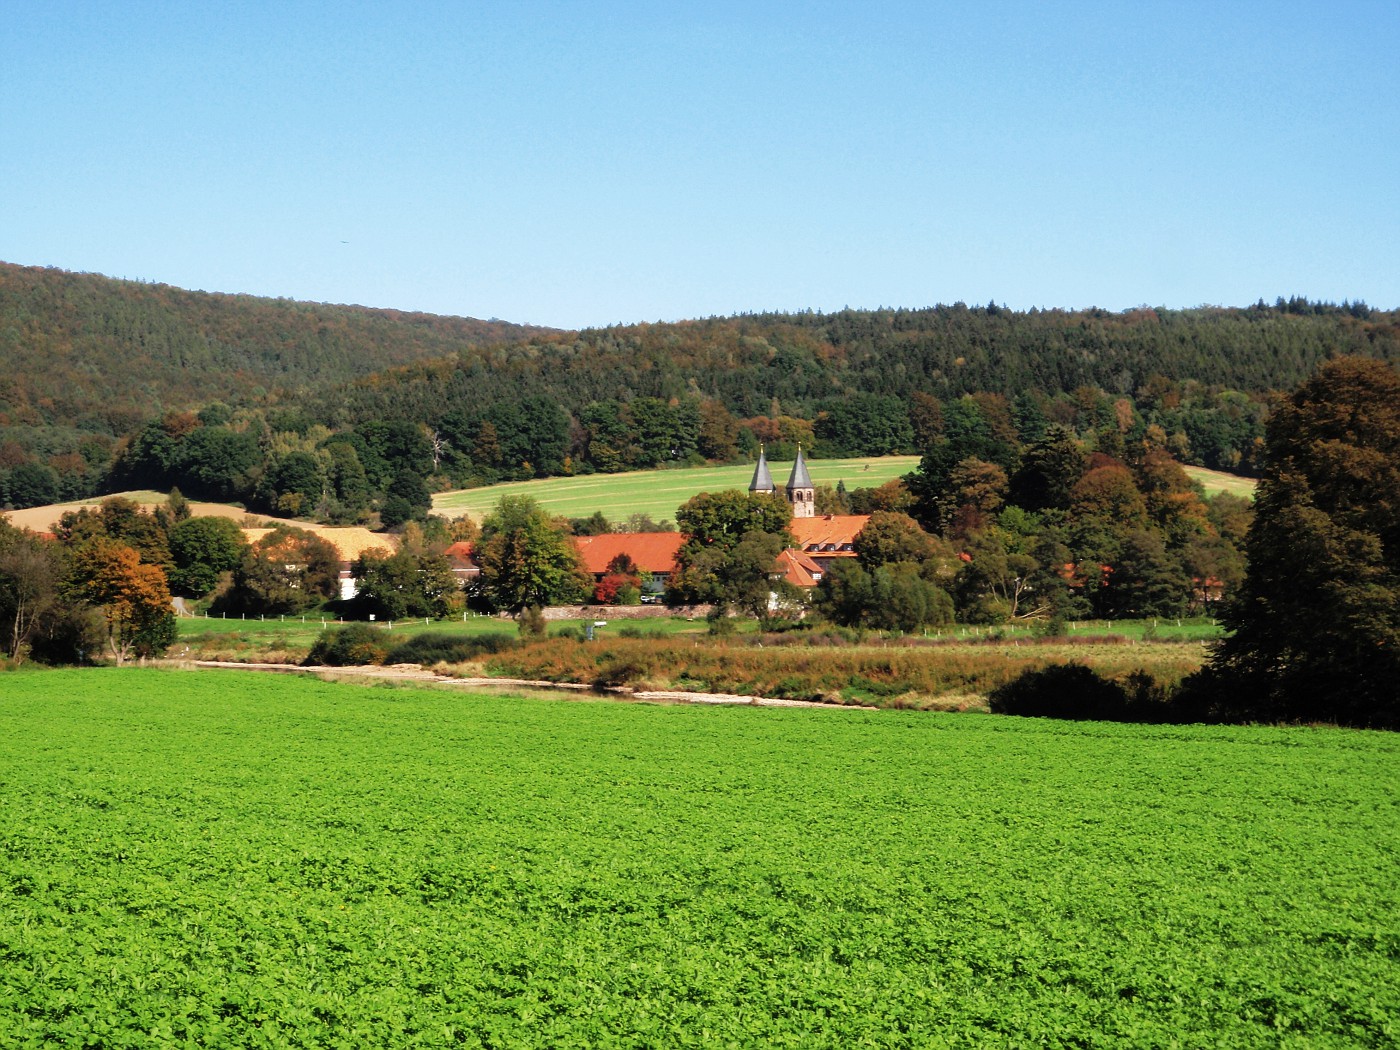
3;1;1397;328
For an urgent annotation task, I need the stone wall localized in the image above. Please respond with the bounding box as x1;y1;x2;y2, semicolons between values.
539;604;713;621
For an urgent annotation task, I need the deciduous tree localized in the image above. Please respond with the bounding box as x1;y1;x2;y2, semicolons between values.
476;496;590;612
68;540;176;665
1195;358;1400;727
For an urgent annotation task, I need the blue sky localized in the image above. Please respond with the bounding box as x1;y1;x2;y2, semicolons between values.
3;1;1397;328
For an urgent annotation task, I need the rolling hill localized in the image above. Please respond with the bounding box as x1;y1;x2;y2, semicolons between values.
0;261;549;441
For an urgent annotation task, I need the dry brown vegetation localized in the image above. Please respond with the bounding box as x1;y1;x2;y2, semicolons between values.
460;635;1207;709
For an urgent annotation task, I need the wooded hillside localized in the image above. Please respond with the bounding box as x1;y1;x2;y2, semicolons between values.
3;262;1396;523
0;261;547;443
327;300;1399;425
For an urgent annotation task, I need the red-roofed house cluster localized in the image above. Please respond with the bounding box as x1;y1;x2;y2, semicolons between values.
439;448;871;601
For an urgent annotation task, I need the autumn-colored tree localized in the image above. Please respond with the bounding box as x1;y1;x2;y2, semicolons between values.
908;392;944;452
55;497;173;571
696;399;740;461
68;539;176;665
1068;464;1149;530
846;478;914;515
1134;448;1211;544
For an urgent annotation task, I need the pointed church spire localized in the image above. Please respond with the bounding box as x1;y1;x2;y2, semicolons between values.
787;444;815;517
787;445;813;490
749;445;774;494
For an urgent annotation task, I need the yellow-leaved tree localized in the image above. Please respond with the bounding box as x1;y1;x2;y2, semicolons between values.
69;540;176;666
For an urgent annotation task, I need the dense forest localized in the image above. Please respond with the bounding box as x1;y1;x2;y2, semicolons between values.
1;261;1396;526
0;261;546;453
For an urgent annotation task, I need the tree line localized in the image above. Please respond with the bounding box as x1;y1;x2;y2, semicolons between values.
3;262;1396;517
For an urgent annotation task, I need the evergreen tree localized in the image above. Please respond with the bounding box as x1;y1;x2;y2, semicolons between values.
1196;358;1400;727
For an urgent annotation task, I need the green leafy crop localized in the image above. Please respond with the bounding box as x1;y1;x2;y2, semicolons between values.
1;669;1397;1047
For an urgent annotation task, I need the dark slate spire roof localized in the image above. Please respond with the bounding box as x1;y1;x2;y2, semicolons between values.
788;445;813;489
749;447;774;492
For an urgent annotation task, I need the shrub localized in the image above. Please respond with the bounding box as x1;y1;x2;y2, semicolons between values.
990;663;1195;723
383;631;519;666
516;605;547;639
706;607;736;636
306;624;390;667
592;656;648;690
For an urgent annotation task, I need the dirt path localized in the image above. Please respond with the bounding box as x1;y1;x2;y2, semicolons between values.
180;661;874;710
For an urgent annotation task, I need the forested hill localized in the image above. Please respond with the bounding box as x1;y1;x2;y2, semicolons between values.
0;261;548;439
325;301;1400;425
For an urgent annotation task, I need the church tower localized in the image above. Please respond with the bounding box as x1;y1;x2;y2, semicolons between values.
787;445;815;517
748;446;775;495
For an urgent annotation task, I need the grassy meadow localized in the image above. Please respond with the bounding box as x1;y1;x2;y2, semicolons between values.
432;458;1252;523
1182;465;1258;499
1;669;1396;1048
431;455;921;522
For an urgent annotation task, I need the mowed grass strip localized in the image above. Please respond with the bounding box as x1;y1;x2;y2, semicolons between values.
2;668;1397;1048
432;455;920;521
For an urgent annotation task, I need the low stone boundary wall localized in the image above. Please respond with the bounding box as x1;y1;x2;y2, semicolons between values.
540;604;713;621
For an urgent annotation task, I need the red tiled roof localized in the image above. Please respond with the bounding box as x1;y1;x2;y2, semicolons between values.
573;532;684;576
786;515;870;554
776;548;825;587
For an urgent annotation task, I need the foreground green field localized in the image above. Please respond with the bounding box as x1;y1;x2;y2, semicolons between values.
432;455;921;522
3;670;1396;1047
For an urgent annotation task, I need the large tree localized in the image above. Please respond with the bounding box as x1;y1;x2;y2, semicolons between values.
668;490;793;616
167;516;248;598
68;540;176;665
352;548;462;620
1198;358;1400;728
0;519;65;662
217;526;341;614
475;496;590;613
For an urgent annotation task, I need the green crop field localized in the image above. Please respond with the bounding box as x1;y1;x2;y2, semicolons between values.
3;669;1397;1047
432;456;921;522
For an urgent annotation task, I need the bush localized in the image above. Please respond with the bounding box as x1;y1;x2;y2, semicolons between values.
516;605;547;639
383;631;519;666
592;656;648;689
990;663;1197;723
989;663;1126;720
706;607;736;636
306;624;390;667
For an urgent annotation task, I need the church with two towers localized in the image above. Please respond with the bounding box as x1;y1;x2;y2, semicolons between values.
748;445;815;517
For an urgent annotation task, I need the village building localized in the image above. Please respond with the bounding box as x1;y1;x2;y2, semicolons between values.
573;532;685;590
786;514;870;574
749;445;868;575
444;540;481;588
